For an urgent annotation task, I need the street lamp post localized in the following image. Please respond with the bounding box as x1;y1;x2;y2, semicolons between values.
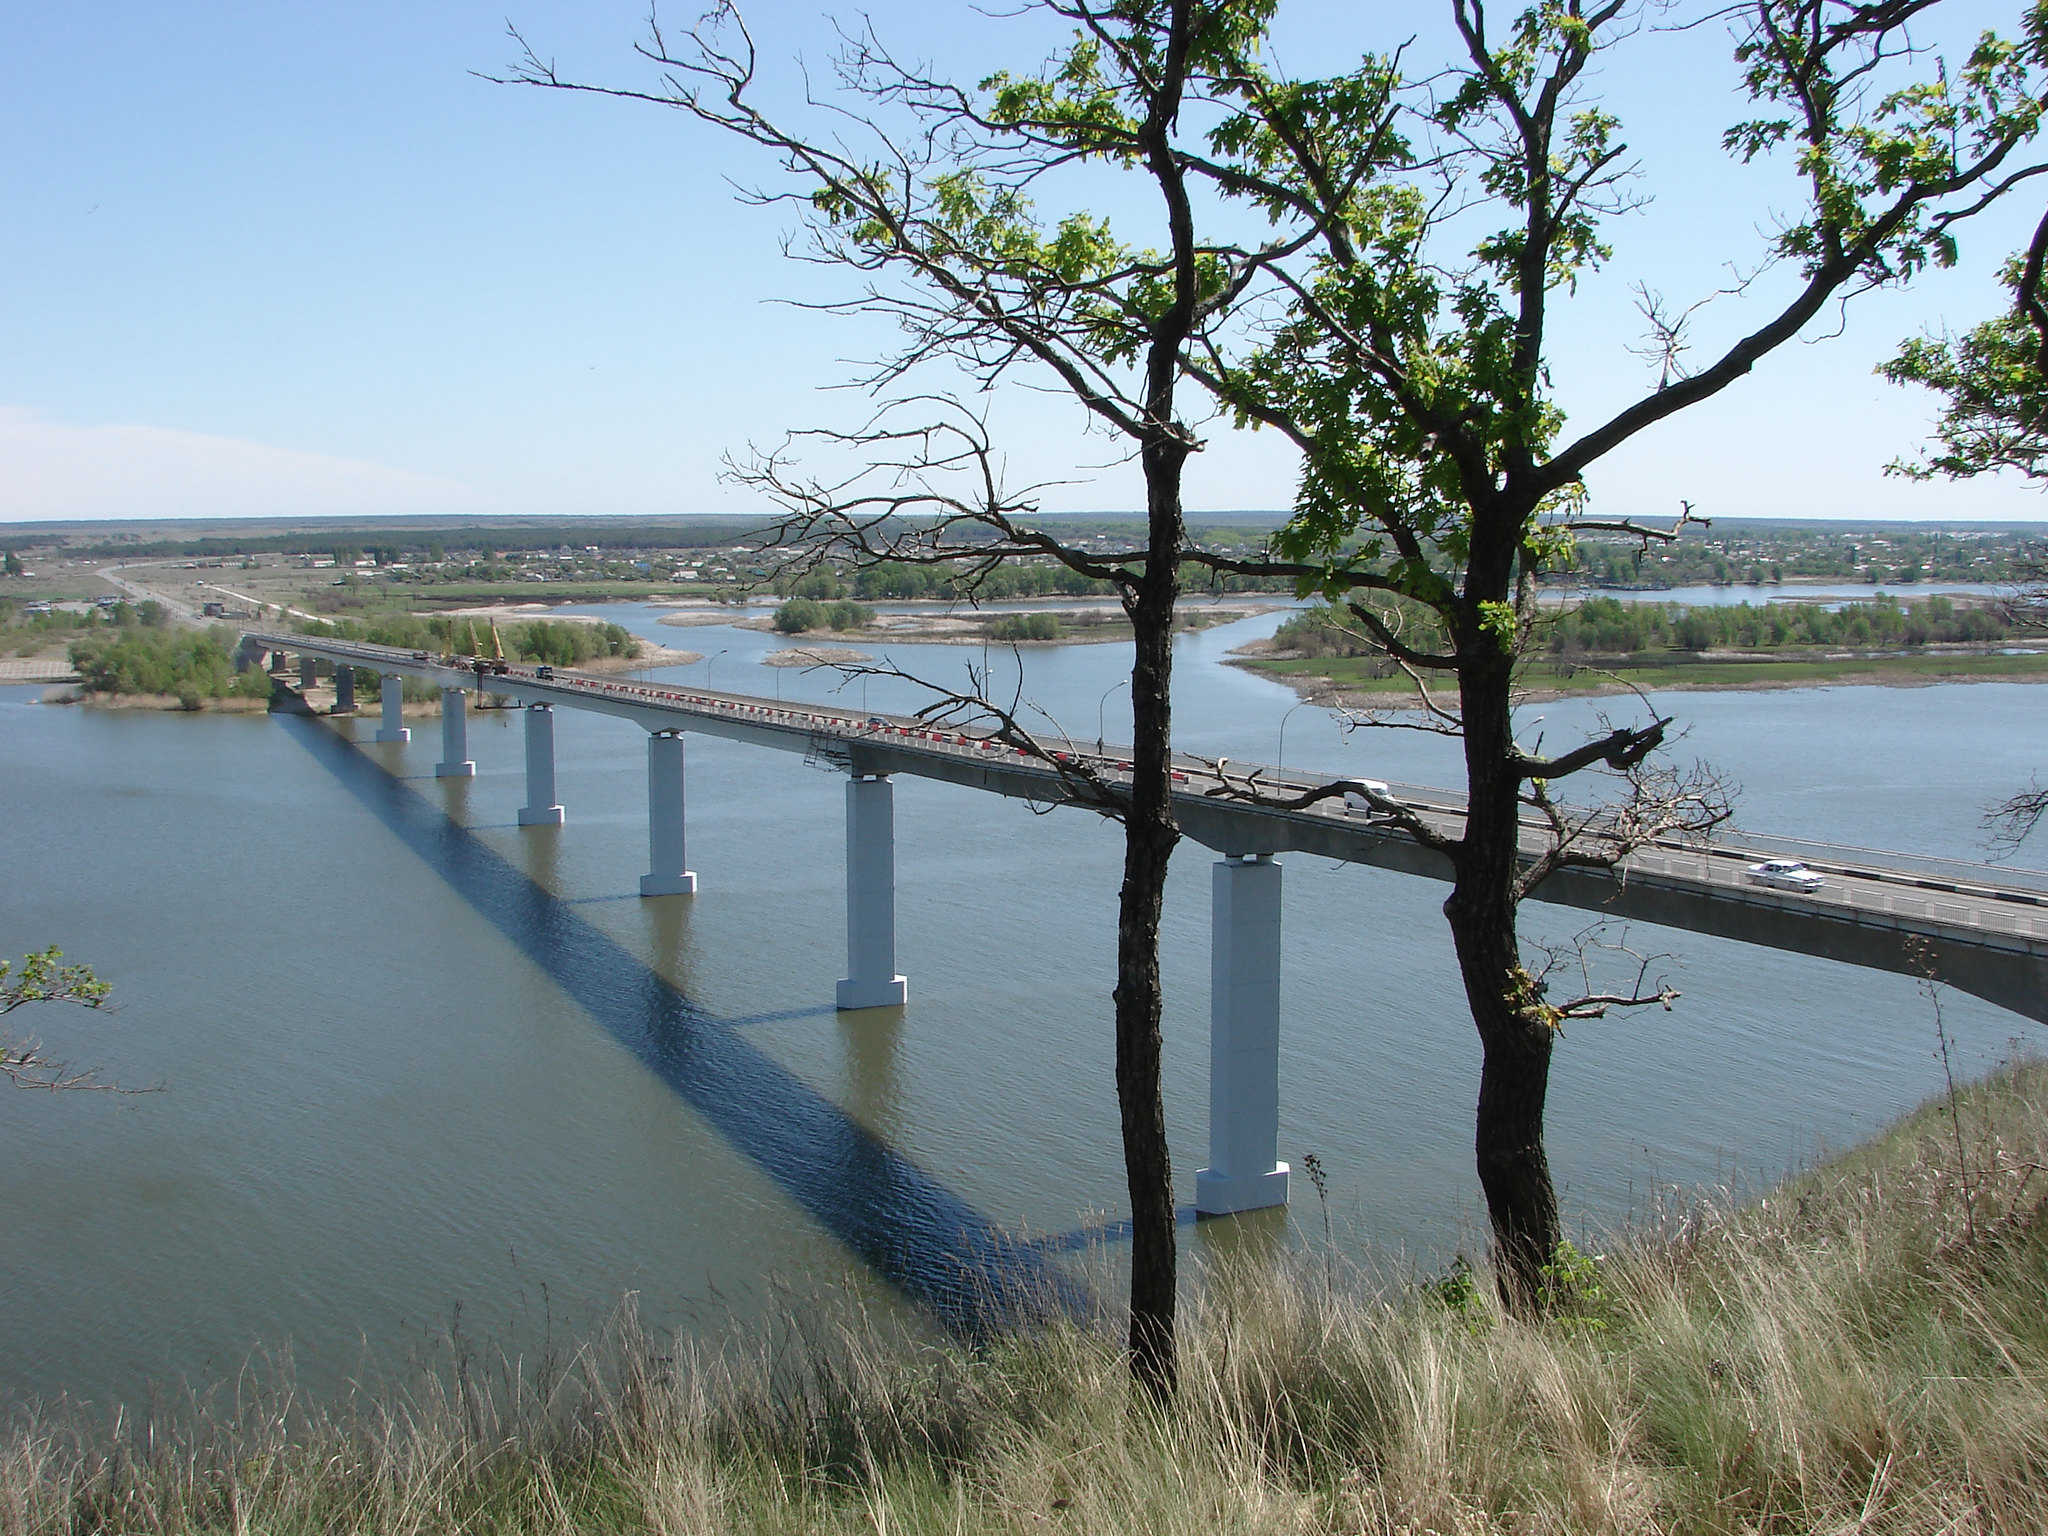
702;648;727;691
1276;695;1324;782
1097;677;1129;754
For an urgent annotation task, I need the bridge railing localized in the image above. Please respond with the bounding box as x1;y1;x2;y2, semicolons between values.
257;631;2048;904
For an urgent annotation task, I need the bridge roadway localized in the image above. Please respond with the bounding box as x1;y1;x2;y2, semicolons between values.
251;630;2048;1214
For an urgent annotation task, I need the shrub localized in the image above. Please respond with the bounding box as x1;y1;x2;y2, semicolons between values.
68;627;241;698
774;597;825;633
989;612;1062;642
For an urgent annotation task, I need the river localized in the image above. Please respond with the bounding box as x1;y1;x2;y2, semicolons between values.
2;602;2042;1410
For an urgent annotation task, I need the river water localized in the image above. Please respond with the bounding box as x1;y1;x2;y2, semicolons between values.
3;603;2043;1410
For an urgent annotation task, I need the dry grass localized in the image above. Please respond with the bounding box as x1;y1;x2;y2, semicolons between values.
7;1063;2046;1536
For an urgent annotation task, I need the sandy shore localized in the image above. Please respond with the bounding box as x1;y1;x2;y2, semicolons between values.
580;644;702;672
763;645;872;668
435;603;624;621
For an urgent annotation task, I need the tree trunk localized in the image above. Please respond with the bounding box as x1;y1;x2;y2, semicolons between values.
1116;447;1184;1399
1445;650;1561;1310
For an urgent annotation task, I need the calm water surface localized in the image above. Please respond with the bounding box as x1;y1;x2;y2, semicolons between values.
2;606;2043;1409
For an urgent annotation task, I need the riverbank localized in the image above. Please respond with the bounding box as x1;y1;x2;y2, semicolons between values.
1237;642;2048;702
9;1060;2042;1533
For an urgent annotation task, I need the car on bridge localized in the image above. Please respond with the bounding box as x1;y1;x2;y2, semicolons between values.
1337;779;1395;813
1746;859;1825;892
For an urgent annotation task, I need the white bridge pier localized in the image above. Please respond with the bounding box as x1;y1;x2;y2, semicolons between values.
640;729;697;896
376;676;409;742
838;772;908;1010
436;687;474;778
518;704;564;826
1195;854;1289;1214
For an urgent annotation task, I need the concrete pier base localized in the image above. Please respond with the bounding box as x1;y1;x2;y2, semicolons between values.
334;666;355;712
375;676;410;742
435;688;474;777
1195;853;1290;1215
640;730;696;896
299;654;317;692
518;703;565;825
837;773;907;1010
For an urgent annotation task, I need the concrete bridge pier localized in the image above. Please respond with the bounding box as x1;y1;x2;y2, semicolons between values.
334;666;355;712
1195;852;1290;1215
299;654;317;693
436;688;475;778
838;773;907;1010
518;704;565;825
375;676;410;742
640;730;696;896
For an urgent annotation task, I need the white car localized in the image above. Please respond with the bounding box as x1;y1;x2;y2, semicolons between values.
1337;779;1394;813
1746;859;1824;892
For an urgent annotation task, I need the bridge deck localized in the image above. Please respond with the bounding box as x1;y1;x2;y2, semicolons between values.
250;631;2048;1023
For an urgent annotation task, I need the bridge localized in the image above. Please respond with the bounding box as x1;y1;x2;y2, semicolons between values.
245;630;2048;1219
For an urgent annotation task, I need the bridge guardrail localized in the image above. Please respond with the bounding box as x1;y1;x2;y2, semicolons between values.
254;631;2048;912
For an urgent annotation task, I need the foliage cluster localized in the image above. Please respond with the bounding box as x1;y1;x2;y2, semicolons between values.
67;627;275;707
1551;594;2019;654
294;615;640;666
1275;594;2021;662
772;597;875;633
988;612;1064;641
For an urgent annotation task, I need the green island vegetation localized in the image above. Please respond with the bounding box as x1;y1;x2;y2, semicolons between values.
989;611;1063;641
46;612;642;710
66;624;277;708
791;557;1292;602
773;597;877;633
6;1061;2042;1532
293;614;641;667
1250;595;2048;695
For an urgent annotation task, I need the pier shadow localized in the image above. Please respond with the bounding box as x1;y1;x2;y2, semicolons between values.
284;715;1084;1339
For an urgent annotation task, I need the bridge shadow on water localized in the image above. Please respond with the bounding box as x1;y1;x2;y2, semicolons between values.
285;715;1089;1339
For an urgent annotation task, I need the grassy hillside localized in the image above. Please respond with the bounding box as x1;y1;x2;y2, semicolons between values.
8;1062;2046;1534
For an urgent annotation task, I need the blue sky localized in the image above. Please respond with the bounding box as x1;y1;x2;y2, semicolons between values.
2;0;2044;524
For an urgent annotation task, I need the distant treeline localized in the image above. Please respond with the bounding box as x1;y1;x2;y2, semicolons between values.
1546;594;2016;653
1273;593;2022;660
294;614;641;666
780;559;1291;601
22;520;771;562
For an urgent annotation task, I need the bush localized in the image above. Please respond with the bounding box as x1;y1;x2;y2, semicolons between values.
826;600;874;631
68;627;243;698
774;597;825;633
989;611;1062;642
294;614;639;667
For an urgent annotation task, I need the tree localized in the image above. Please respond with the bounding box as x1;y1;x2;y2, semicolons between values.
1884;206;2048;481
518;0;2047;1329
1880;204;2048;854
1;947;117;1091
504;0;1401;1395
1171;0;2048;1305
